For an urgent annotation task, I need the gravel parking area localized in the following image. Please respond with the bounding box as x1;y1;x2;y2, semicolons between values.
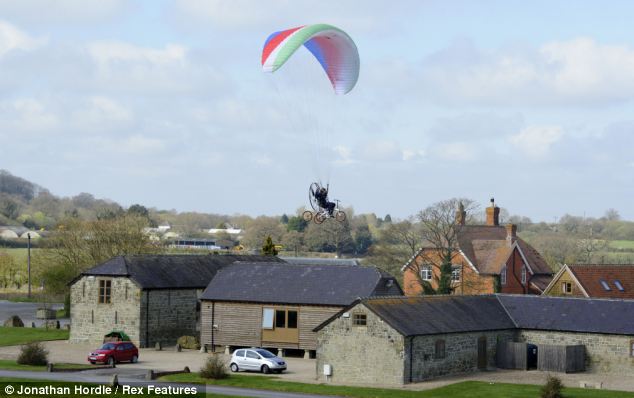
1;340;632;392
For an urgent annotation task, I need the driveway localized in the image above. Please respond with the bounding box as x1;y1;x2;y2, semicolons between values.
1;340;633;392
0;300;68;327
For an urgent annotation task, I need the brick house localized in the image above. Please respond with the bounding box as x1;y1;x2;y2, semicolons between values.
543;264;634;299
402;199;552;296
69;254;281;347
199;262;402;358
315;294;634;385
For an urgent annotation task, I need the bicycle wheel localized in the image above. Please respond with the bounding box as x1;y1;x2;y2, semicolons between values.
302;210;313;222
335;211;346;222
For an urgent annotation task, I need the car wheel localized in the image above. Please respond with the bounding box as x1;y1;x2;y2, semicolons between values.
261;364;271;374
90;361;96;365
131;355;138;363
107;356;115;366
230;363;239;372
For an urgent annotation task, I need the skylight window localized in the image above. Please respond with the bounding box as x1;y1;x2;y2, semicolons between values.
614;280;624;291
600;280;611;291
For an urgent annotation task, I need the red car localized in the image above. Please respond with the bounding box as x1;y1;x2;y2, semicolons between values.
88;341;139;365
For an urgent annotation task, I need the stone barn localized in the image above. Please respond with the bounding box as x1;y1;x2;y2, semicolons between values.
69;254;282;347
315;294;634;386
200;262;402;358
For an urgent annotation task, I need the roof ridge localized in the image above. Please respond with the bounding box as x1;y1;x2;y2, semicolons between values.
495;295;518;328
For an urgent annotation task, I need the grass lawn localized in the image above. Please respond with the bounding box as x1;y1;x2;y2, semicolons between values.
609;240;634;250
0;377;239;397
0;326;69;346
160;373;634;398
0;359;94;372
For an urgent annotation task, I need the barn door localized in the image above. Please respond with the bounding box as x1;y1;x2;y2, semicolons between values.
477;336;487;369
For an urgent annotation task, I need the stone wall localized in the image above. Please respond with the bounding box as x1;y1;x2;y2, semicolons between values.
519;330;634;375
139;289;202;348
69;276;142;345
316;303;405;386
407;330;515;382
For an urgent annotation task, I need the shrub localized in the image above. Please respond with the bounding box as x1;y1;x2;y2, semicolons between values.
541;375;564;398
177;335;200;350
17;342;49;366
199;354;228;379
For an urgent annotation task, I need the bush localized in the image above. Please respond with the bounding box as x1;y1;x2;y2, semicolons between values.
17;342;49;366
177;335;200;350
541;375;564;398
199;354;228;379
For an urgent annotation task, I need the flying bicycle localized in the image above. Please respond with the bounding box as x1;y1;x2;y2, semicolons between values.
302;182;346;224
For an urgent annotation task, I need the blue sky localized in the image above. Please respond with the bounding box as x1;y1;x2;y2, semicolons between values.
1;0;634;221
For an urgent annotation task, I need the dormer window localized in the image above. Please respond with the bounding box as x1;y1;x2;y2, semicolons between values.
451;266;461;282
521;267;527;285
614;280;624;291
600;280;611;291
500;267;507;285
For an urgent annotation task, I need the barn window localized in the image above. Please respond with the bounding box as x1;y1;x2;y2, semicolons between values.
98;280;111;304
115;311;118;324
262;308;274;329
420;266;432;281
82;282;86;298
91;309;94;324
125;284;128;300
275;310;286;328
500;267;507;285
521;267;527;285
435;339;446;359
353;313;367;326
562;282;572;294
600;280;611;291
451;267;461;282
615;280;624;291
631;340;634;357
287;311;298;329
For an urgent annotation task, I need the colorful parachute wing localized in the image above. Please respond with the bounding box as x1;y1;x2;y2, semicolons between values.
261;24;360;94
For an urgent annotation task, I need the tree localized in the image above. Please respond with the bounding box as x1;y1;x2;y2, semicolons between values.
304;217;354;256
412;198;477;295
366;219;420;282
281;230;303;256
353;224;373;255
242;217;284;250
384;214;392;223
35;215;160;295
604;208;620;222
280;214;289;224
127;204;149;218
287;216;308;232
261;235;278;256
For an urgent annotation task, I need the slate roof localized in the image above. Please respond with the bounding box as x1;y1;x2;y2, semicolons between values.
497;294;634;335
315;294;634;336
280;256;360;266
567;264;634;299
200;262;402;306
74;254;284;289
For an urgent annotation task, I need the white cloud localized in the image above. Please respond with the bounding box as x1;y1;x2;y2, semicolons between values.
70;97;133;131
0;1;126;24
0;20;46;57
420;38;634;106
509;125;563;158
436;142;476;162
0;98;58;133
402;149;425;161
333;145;355;165
361;140;402;161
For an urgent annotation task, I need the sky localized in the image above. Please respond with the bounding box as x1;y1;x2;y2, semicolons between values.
1;0;634;221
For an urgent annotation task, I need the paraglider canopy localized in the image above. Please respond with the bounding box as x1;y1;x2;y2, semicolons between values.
261;24;360;95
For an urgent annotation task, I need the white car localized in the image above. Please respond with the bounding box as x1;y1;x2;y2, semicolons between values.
230;348;286;374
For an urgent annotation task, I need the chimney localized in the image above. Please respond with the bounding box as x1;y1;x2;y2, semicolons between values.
505;223;517;245
455;202;466;225
485;197;500;226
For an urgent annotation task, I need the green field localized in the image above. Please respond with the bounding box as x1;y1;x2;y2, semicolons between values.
0;326;69;346
609;240;634;250
161;373;634;398
0;359;93;372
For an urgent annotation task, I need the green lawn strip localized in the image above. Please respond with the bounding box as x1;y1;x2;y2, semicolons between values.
0;359;94;372
0;377;240;397
0;326;68;346
160;373;634;398
609;240;634;250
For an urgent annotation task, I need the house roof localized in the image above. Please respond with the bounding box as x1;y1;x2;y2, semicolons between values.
200;262;402;306
403;225;552;277
279;256;360;266
354;295;516;336
74;254;283;289
315;294;634;336
566;264;634;299
497;294;634;335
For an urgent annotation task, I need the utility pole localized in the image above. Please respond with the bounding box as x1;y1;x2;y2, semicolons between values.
27;233;31;298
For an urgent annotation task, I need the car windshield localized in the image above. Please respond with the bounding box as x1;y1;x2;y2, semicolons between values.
100;343;116;350
256;349;275;358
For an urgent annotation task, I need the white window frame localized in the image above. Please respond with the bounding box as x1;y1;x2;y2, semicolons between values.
500;267;507;285
521;267;527;285
562;282;572;294
420;266;432;281
451;266;461;282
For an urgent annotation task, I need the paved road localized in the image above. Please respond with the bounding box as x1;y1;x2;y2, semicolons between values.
0;300;68;327
0;369;341;398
